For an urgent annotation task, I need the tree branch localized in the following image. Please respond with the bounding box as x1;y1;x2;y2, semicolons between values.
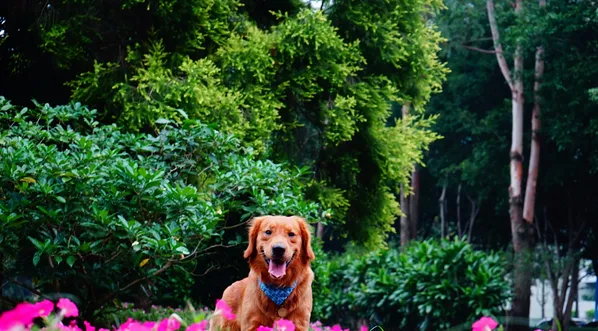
0;273;51;300
486;0;514;90
463;37;494;43
461;45;500;54
96;260;173;308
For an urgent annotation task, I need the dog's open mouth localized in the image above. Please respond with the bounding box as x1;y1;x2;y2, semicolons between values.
264;254;294;279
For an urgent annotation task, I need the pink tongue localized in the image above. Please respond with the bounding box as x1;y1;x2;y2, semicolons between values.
268;261;287;278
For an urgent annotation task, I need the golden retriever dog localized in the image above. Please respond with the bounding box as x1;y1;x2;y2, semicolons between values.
210;215;315;331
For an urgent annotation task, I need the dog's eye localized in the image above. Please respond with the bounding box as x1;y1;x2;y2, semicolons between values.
288;232;296;237
265;230;272;235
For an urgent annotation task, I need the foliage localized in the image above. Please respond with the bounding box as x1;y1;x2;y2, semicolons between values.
70;6;445;248
419;0;598;253
1;0;448;248
312;238;510;331
0;97;324;316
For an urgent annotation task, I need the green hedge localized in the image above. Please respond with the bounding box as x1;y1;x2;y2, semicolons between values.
312;238;510;331
0;97;325;316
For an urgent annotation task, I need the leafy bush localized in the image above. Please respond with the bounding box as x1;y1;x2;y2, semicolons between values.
312;238;510;331
0;97;325;316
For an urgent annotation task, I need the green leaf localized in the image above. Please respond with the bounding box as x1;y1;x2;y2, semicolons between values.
28;236;43;250
33;252;41;266
155;118;171;124
56;196;67;203
175;246;190;255
67;256;76;268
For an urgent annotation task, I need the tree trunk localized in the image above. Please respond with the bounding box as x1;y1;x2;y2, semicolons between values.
561;201;579;331
400;103;413;248
467;196;480;241
552;257;579;331
409;166;420;240
594;259;598;317
456;183;462;237
541;280;545;319
316;222;325;240
486;0;535;329
439;182;447;238
541;197;584;331
400;183;411;248
509;212;534;331
523;0;546;223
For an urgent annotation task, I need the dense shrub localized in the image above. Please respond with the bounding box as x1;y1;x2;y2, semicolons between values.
312;238;510;331
0;97;325;316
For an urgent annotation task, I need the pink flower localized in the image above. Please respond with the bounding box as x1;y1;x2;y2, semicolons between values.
214;300;236;321
57;298;79;318
157;318;181;331
360;326;369;331
129;322;155;331
142;322;156;329
257;326;273;331
472;317;498;331
0;302;37;330
33;300;55;318
186;321;208;331
329;325;348;331
118;318;136;331
118;320;156;331
310;322;322;331
274;319;295;331
99;329;110;331
56;321;82;331
84;321;96;331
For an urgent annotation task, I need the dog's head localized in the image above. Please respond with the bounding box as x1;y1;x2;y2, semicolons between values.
243;215;315;281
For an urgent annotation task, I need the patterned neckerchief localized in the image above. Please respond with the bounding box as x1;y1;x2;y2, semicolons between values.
258;280;298;306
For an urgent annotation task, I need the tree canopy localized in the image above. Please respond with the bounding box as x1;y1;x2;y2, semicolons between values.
0;0;448;248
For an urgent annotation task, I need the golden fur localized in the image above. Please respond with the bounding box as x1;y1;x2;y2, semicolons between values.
210;215;315;331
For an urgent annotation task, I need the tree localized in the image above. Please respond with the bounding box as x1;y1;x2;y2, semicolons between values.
422;0;512;247
426;1;598;329
1;1;448;249
485;0;547;326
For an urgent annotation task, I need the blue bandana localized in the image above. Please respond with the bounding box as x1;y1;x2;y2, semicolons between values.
258;280;298;306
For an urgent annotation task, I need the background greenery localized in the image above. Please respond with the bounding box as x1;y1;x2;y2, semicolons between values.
1;0;597;330
312;239;510;331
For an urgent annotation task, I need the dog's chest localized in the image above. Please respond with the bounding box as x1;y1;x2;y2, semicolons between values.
258;284;300;318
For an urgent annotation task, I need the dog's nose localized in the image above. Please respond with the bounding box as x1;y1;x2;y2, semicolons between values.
272;243;286;258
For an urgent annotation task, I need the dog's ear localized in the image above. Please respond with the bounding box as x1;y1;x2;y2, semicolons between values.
243;216;265;259
296;216;315;262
